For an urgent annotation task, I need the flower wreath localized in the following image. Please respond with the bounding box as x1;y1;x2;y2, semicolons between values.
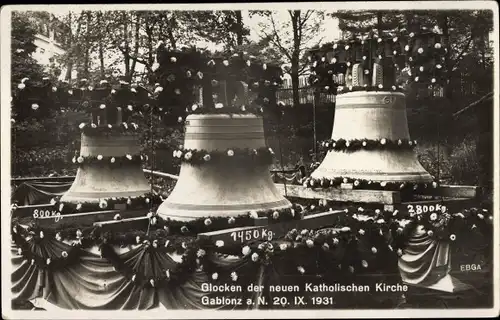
319;138;417;152
78;121;140;136
303;176;438;191
72;153;146;167
172;147;275;166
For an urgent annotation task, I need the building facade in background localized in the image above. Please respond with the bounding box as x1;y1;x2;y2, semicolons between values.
29;12;68;79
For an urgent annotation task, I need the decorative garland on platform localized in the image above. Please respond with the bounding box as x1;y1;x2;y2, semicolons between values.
11;205;493;287
78;121;140;136
319;138;417;152
303;176;438;191
71;153;145;167
172;147;275;166
50;192;162;214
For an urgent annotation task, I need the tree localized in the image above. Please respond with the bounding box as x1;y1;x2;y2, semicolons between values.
252;10;324;106
332;10;405;38
188;11;250;52
11;11;45;89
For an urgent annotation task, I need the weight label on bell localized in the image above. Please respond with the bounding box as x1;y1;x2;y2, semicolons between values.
32;209;63;222
406;204;447;215
231;228;273;243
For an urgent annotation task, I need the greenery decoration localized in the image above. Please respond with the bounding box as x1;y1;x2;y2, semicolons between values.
11;205;492;288
71;153;145;167
49;192;162;214
307;30;448;92
319;138;417;152
302;176;438;191
172;147;275;166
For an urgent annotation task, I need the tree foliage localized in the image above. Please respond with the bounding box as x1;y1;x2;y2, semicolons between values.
11;11;45;90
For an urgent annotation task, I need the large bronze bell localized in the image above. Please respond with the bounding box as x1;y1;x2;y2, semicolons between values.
156;113;291;221
61;86;151;204
311;91;433;182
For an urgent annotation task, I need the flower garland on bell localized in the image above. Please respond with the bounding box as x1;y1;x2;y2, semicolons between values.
187;103;266;116
49;192;162;214
11;205;493;287
172;147;275;166
303;176;438;191
71;153;146;167
319;138;417;152
336;85;405;94
78;121;140;136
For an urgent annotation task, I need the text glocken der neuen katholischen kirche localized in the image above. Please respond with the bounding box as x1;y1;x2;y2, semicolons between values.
199;282;408;307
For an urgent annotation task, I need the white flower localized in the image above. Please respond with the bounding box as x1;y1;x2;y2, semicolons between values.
449;234;456;241
154;86;163;93
114;213;121;220
178;116;183;123
361;260;369;268
97;155;103;160
306;239;314;248
272;211;279;219
380;138;387;145
246;60;251;67
99;199;108;209
55;232;62;241
108;124;112;129
91;123;97;128
430;213;438;221
127;105;133;111
31;103;39;110
111;89;116;94
204;218;212;226
59;203;65;212
17;248;22;255
432;181;438;188
99;104;106;110
170;56;177;63
197;249;206;257
427;230;434;237
222;59;229;66
397;249;403;256
242;246;251;256
279;243;288;251
149;279;155;287
76;229;83;238
110;157;116;163
249;211;258;219
215;240;224;248
371;247;378;254
184;152;193;160
340;227;350;232
251;252;259;262
174;88;181;95
231;272;238;281
39;231;45;239
418;47;424;54
215;103;224;109
77;156;84;163
126;154;132;160
72;157;76;163
203;154;211;161
18;83;26;90
211;272;218;280
297;266;305;274
268;148;275;155
358;229;365;235
61;251;68;258
191;104;198;111
131;274;137;282
477;213;484;219
228;217;235;224
46;258;51;265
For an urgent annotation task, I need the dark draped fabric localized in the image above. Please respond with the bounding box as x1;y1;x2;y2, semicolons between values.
11;182;73;205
